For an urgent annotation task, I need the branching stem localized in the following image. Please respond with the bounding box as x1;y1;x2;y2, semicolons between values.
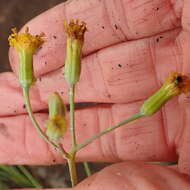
22;87;68;158
73;113;143;152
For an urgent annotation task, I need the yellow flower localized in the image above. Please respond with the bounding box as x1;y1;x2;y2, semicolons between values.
8;27;45;88
141;72;190;116
8;27;45;53
64;20;87;85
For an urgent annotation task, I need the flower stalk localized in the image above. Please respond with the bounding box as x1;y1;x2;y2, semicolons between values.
9;28;68;159
73;113;143;152
23;87;68;158
72;72;190;153
64;20;87;186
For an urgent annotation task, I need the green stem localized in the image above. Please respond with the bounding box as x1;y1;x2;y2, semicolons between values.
68;84;78;186
74;113;143;152
83;162;91;177
22;87;68;158
69;84;77;148
17;165;42;188
67;153;78;187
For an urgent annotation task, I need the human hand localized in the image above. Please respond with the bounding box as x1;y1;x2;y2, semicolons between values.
1;0;190;189
15;161;190;190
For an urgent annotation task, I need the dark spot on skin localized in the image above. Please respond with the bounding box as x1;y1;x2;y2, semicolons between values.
114;24;118;29
39;77;42;82
45;62;47;65
102;26;105;29
186;96;190;99
136;32;139;35
53;35;57;39
160;36;163;39
0;123;10;138
156;38;159;42
118;64;122;67
61;91;64;95
83;123;87;127
107;94;111;98
53;159;56;163
111;67;114;70
14;110;16;113
23;104;26;109
156;7;159;10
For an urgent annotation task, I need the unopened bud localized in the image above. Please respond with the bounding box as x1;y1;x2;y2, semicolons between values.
141;72;190;116
46;92;67;141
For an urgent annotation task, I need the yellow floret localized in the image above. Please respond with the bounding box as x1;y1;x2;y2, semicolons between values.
164;72;190;95
8;27;45;53
64;19;87;42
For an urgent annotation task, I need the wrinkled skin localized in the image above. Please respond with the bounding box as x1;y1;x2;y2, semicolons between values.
1;0;190;189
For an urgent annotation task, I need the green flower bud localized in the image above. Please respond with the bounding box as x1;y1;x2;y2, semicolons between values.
64;20;87;84
46;92;67;141
141;72;190;116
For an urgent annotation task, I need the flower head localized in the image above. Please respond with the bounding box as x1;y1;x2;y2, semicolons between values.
141;72;190;116
163;72;190;95
8;27;45;53
64;20;87;84
8;27;45;88
64;19;87;42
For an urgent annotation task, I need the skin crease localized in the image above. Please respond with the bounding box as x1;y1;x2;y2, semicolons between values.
1;0;190;189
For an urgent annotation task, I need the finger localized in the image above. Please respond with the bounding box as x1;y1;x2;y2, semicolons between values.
0;100;178;165
174;0;190;176
9;0;182;77
37;29;181;104
0;72;46;116
76;161;190;190
12;162;190;190
13;162;190;190
2;29;181;116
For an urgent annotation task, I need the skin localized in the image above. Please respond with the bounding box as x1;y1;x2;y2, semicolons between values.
1;0;190;189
